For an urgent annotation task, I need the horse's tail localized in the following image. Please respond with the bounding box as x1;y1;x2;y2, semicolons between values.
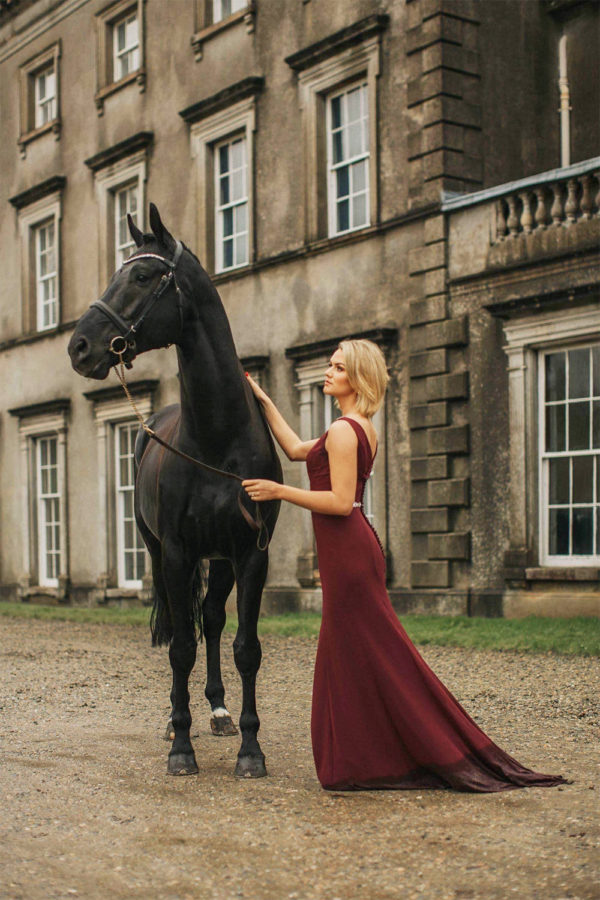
150;561;207;647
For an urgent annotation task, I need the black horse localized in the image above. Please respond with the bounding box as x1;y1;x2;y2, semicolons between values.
68;204;281;778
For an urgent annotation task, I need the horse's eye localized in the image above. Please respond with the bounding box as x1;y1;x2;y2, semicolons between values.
136;273;149;284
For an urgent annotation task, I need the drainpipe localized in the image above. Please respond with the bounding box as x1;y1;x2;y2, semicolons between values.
558;34;571;168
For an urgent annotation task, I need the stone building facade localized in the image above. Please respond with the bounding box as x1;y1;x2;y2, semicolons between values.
0;0;598;616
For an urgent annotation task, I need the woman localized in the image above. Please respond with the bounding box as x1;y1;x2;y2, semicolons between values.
243;339;568;792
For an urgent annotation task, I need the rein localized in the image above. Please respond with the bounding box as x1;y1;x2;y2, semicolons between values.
100;242;270;551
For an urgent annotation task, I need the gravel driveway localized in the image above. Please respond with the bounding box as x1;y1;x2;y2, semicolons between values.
0;617;598;900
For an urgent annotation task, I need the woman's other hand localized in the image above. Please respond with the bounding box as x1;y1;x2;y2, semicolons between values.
242;478;282;502
245;372;270;405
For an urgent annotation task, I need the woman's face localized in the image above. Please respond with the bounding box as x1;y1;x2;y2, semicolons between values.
323;348;355;402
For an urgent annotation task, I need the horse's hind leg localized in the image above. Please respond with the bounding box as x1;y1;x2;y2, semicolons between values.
233;548;269;778
204;560;238;736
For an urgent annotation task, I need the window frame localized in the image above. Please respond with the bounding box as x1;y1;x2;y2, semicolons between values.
502;303;600;572
34;217;59;331
213;0;247;24
16;189;62;336
214;133;249;273
36;435;62;587
18;41;61;156
94;0;146;114
13;405;69;598
326;80;370;238
113;9;140;82
538;342;600;565
91;152;147;282
189;94;257;276
86;388;156;596
114;421;147;588
114;180;141;268
291;31;382;242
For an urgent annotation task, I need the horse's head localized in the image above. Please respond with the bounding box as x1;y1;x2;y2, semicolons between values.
68;203;185;379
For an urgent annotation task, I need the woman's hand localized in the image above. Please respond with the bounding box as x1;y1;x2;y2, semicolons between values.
245;372;270;405
242;478;282;502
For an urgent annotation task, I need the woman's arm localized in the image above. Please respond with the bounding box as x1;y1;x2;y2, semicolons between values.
246;373;317;461
243;419;358;516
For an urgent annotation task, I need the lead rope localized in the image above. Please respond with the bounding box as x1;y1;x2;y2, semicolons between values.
112;353;271;551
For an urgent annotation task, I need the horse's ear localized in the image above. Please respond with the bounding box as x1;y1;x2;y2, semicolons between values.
127;214;144;247
149;203;175;251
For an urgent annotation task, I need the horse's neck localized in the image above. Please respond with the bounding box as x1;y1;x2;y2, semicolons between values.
177;307;249;451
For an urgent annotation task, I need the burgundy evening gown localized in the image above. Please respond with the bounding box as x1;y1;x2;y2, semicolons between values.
308;417;568;792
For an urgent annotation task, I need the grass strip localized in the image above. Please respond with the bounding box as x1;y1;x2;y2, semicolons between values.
0;602;598;656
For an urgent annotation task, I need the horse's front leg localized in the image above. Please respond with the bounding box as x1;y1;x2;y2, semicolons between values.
233;548;269;778
163;549;199;776
204;559;238;736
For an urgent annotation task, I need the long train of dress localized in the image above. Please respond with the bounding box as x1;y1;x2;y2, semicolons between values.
308;417;569;792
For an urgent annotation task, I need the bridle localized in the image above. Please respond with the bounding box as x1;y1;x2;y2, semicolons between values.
91;240;184;361
93;239;271;551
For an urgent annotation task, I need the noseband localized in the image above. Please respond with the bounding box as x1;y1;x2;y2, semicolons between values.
91;241;184;359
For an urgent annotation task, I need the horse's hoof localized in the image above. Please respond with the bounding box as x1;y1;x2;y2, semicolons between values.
164;720;175;742
235;754;267;778
210;714;238;736
167;752;199;776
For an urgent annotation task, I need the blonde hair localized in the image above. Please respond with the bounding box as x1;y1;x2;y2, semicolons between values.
337;339;389;417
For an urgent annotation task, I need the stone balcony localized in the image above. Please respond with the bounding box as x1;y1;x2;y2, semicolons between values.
443;157;600;287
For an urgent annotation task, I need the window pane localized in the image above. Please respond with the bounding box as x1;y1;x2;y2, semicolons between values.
549;457;569;504
348;122;362;158
572;456;593;504
337;198;349;233
235;234;247;265
546;404;565;452
336;166;349;199
346;87;362;122
572;508;593;554
545;352;566;401
223;208;233;237
219;144;229;174
352;192;367;228
223;239;233;268
331;95;341;129
231;138;243;170
592;346;600;396
569;401;590;451
352;159;367;193
220;175;230;206
232;170;244;202
549;507;570;555
332;130;344;165
592;400;600;449
235;203;247;233
568;348;590;399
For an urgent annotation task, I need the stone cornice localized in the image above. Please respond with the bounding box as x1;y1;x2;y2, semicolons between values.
84;131;154;172
284;13;389;73
9;397;71;418
83;379;159;403
285;328;397;362
9;175;66;209
485;282;599;320
179;77;264;126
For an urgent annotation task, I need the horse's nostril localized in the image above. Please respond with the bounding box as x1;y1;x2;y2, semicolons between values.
74;336;90;361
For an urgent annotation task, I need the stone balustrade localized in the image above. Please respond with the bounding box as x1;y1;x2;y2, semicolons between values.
495;166;599;241
442;157;600;245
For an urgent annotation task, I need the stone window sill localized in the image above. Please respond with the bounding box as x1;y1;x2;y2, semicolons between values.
94;69;146;115
191;3;255;61
18;119;61;157
525;566;600;582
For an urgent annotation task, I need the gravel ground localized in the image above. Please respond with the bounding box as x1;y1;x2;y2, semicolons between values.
0;616;598;900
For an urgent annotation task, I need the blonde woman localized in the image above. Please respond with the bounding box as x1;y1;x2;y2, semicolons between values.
243;339;567;792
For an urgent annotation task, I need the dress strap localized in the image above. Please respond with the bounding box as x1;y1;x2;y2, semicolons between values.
338;417;377;465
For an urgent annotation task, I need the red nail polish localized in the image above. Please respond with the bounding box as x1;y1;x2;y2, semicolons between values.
245;371;249;377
